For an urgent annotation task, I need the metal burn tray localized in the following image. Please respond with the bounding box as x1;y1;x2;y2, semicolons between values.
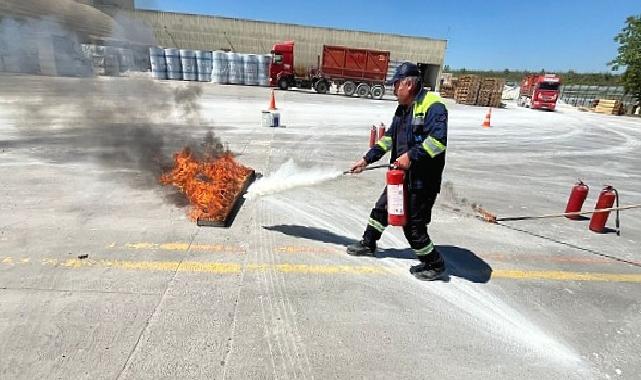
196;170;256;228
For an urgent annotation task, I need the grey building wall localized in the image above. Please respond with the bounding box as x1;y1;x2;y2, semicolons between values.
132;10;446;72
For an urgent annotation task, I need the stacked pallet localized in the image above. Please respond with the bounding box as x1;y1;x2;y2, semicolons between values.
594;99;624;115
440;84;455;98
440;78;457;98
454;75;481;105
477;77;505;107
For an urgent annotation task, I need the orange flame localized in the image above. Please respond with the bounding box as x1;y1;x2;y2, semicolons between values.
160;149;252;221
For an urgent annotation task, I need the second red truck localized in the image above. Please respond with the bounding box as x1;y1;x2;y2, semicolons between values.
518;73;562;111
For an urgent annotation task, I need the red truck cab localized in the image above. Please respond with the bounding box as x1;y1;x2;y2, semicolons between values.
518;74;561;110
270;41;295;87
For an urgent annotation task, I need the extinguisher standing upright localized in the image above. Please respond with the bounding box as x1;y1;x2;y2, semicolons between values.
369;125;377;148
589;185;620;235
565;180;589;219
386;166;406;226
377;123;386;140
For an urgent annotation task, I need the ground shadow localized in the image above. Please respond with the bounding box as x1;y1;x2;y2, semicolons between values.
263;225;492;283
497;222;639;268
263;225;358;246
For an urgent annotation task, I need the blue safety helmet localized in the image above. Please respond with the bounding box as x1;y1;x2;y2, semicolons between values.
389;62;421;86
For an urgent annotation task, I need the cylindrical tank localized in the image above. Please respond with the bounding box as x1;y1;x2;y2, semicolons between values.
149;47;167;80
257;54;272;86
212;50;228;84
164;48;182;80
117;48;134;73
103;46;120;76
564;180;589;219
179;49;197;81
589;185;618;233
227;52;243;84
196;50;212;82
243;54;259;85
387;169;407;226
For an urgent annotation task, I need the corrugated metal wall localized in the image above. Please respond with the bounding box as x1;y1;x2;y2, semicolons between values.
132;10;446;72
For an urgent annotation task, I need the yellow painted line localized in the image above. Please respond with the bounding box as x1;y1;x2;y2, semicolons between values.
0;257;386;276
112;242;244;253
2;256;641;282
275;246;341;254
493;269;641;283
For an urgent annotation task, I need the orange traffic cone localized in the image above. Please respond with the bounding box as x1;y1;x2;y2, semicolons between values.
482;108;492;128
268;90;277;110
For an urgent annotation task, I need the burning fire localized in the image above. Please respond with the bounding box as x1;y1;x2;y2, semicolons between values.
161;149;252;221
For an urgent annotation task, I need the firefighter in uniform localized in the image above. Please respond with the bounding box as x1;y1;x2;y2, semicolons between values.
347;62;447;281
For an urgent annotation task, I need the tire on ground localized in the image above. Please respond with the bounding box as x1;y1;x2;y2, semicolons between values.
370;85;385;99
343;81;356;96
356;83;370;98
278;78;289;90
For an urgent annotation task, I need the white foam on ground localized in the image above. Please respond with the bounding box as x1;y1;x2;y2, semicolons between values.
244;159;342;199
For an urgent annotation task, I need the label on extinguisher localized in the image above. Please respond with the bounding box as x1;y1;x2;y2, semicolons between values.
387;184;404;215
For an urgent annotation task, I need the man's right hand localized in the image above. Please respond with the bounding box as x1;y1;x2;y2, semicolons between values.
350;158;368;173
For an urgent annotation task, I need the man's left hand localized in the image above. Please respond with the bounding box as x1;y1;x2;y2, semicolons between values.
395;153;411;170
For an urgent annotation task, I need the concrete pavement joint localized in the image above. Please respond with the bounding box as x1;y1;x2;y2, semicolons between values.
115;229;198;379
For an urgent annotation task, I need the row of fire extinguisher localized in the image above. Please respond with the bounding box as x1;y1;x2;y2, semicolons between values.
565;181;619;234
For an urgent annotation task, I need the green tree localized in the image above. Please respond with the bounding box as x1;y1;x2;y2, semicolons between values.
610;14;641;101
443;64;451;72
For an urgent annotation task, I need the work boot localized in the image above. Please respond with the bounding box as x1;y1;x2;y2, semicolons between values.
346;240;376;257
410;257;446;281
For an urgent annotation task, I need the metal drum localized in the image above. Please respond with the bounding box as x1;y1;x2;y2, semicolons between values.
164;48;182;80
227;52;243;84
257;54;272;86
180;49;197;81
196;50;212;82
243;54;259;85
212;50;228;84
149;47;167;79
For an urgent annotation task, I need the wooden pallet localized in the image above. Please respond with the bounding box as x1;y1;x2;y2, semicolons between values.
594;99;624;115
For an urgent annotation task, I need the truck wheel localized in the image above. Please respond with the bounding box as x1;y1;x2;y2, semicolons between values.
356;83;370;98
278;78;289;90
371;85;385;99
343;81;356;96
315;80;328;94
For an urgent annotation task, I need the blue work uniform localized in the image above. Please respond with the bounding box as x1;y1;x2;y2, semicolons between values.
361;89;448;260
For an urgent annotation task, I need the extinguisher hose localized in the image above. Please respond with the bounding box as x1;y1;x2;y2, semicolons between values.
614;188;620;236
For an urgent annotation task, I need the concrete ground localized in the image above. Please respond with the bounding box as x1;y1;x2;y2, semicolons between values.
1;76;640;379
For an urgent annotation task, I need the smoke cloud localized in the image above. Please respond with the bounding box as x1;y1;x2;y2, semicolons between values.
0;3;224;200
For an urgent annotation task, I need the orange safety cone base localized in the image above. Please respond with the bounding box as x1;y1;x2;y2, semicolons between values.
482;108;492;128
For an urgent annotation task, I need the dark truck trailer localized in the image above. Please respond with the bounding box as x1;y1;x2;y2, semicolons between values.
270;41;391;99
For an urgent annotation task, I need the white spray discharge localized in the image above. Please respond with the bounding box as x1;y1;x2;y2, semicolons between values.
245;159;343;199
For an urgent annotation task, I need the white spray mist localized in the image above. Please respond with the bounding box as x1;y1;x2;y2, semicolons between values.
245;159;343;199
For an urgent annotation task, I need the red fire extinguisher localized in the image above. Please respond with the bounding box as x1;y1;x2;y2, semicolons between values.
369;125;376;148
387;166;406;226
564;180;589;219
589;185;620;235
377;123;386;140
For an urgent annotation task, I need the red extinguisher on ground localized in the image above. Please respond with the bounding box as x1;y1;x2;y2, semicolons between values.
377;123;386;140
369;126;377;148
565;180;589;219
387;165;407;226
589;185;620;235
